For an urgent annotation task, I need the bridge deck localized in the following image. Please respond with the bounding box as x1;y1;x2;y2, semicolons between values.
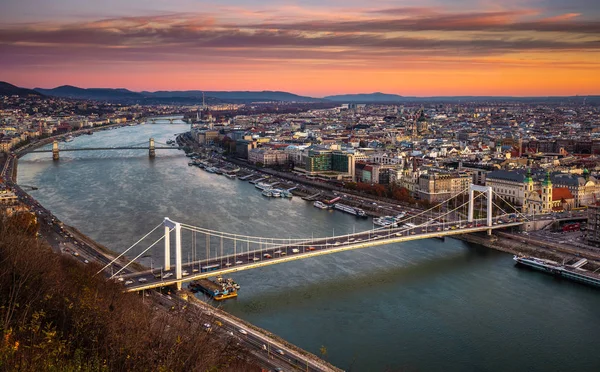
123;222;523;292
31;147;181;152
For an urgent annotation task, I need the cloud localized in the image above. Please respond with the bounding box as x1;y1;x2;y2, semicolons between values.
0;9;598;69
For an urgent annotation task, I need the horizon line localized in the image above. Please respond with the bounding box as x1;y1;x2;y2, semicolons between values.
3;81;599;99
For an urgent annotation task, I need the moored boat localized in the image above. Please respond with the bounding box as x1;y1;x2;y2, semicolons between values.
313;201;329;209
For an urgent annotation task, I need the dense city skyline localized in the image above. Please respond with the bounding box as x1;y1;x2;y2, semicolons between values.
1;0;599;96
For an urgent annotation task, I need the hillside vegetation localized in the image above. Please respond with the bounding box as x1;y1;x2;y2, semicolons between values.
0;213;259;371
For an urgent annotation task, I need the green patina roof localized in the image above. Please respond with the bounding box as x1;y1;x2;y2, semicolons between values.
524;168;533;184
542;171;552;186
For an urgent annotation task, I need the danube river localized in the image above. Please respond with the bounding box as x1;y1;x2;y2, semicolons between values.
18;123;600;371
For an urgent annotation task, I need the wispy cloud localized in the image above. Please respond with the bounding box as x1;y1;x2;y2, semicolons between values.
0;5;598;95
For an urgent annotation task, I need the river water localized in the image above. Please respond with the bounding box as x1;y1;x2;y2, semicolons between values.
18;122;600;371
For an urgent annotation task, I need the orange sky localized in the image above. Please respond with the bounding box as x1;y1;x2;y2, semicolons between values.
1;3;599;96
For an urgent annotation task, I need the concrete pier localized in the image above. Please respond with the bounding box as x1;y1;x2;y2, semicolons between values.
52;140;59;160
149;138;155;158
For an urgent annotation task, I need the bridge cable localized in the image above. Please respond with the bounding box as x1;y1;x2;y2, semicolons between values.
95;222;163;276
110;228;173;279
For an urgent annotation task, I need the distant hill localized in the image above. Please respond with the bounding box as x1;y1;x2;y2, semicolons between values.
325;92;600;104
0;82;42;97
34;86;323;103
143;90;323;102
324;92;404;102
34;85;144;100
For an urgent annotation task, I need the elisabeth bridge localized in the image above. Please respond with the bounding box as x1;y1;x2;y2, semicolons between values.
97;184;528;292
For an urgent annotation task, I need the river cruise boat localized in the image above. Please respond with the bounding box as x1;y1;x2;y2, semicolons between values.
334;203;367;218
514;255;600;288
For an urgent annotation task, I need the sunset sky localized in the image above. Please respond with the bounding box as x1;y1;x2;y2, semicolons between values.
1;0;599;96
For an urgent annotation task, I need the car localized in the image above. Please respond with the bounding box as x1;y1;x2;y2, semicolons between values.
307;246;316;251
333;242;341;246
239;329;248;335
263;254;272;259
163;272;174;278
225;262;232;267
182;270;189;276
125;280;134;285
236;260;243;264
118;277;124;282
274;250;282;254
252;256;260;261
83;259;89;264
138;278;147;283
292;248;300;253
275;349;285;356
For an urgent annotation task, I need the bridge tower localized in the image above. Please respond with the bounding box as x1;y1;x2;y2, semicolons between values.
52;140;59;160
468;184;493;233
163;218;183;290
149;138;155;158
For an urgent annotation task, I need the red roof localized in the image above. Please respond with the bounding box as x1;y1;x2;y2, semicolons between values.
552;187;573;201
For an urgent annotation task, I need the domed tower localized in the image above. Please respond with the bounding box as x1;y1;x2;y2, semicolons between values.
523;168;534;213
541;171;553;213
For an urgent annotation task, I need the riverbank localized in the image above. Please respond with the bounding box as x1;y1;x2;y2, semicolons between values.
457;232;600;272
184;291;343;372
14;122;128;159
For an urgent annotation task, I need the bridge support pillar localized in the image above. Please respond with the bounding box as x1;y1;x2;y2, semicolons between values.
149;138;155;158
175;223;182;290
52;140;59;160
468;188;475;223
487;186;493;234
468;184;494;227
163;218;183;290
164;223;170;271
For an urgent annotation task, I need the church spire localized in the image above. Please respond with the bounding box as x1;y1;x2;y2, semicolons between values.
542;170;552;187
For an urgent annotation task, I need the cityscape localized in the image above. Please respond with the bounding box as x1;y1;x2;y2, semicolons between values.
2;0;600;371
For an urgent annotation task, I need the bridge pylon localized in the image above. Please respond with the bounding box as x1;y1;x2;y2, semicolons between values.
52;140;59;160
468;184;493;234
163;217;183;290
149;138;155;158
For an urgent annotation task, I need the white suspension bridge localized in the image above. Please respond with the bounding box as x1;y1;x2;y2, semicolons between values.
97;184;528;292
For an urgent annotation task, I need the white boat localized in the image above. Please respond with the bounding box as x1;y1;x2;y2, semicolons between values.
271;190;281;197
255;182;271;190
65;135;74;142
262;189;273;197
373;216;400;227
313;201;329;209
334;203;367;217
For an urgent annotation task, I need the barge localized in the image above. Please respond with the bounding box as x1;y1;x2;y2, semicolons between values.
189;277;240;300
513;255;600;288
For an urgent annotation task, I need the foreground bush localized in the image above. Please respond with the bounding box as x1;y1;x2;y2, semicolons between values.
0;213;259;371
